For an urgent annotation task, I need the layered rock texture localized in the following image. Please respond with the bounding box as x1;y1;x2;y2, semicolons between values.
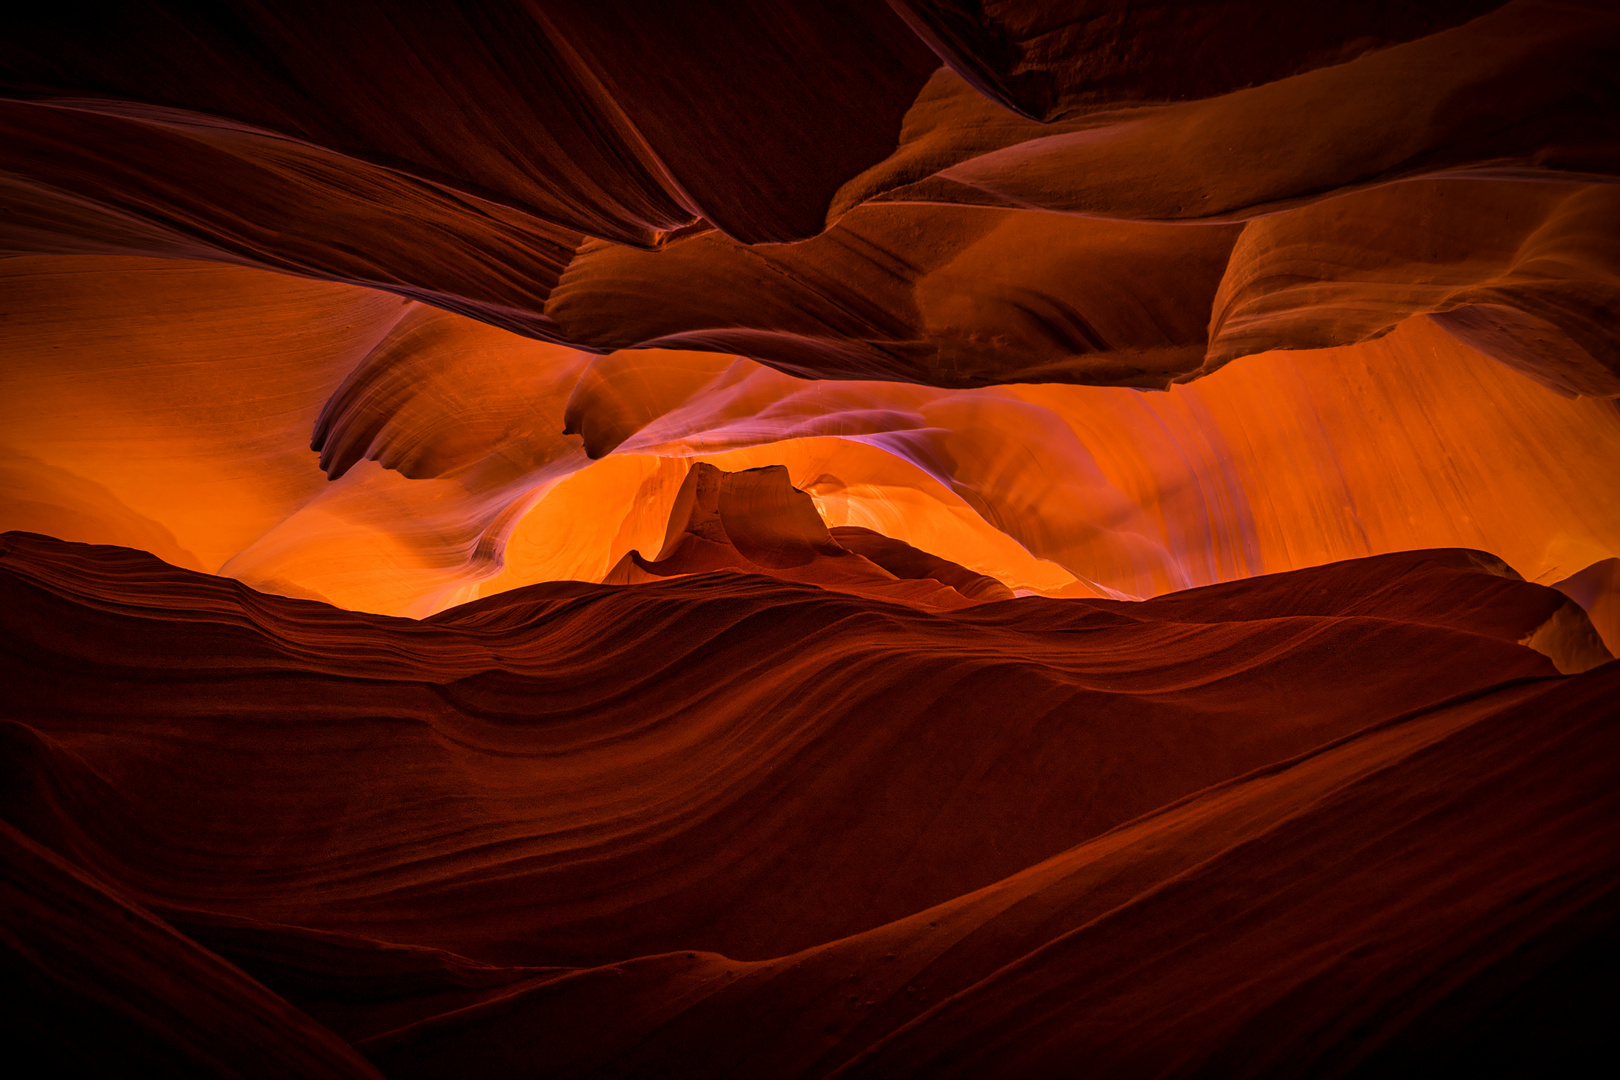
4;530;1616;1077
3;2;1619;1076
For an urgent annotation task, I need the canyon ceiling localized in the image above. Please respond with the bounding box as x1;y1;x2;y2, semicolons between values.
3;2;1620;1077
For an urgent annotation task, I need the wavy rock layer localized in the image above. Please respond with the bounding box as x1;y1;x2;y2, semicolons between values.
5;5;1620;1076
2;530;1615;1076
4;255;1619;618
4;2;1619;392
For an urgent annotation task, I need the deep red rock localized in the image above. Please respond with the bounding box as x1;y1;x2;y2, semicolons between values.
3;5;1619;1075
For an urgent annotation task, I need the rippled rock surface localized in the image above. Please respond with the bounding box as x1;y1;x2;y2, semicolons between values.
3;4;1619;1075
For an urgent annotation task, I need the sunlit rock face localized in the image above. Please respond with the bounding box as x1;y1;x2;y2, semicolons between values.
4;3;1619;1076
6;258;1617;615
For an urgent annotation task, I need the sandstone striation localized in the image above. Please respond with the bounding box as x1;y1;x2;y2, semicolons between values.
3;4;1618;1075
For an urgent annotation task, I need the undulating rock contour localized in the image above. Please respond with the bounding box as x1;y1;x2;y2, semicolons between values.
3;4;1618;1076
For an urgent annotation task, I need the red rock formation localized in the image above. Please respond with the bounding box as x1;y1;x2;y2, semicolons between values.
5;257;1619;615
889;1;1509;120
1555;558;1620;655
2;530;1614;1075
5;3;1618;389
3;3;1619;1075
602;462;1012;611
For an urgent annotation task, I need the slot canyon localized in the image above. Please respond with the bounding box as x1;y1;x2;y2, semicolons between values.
3;2;1619;1076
